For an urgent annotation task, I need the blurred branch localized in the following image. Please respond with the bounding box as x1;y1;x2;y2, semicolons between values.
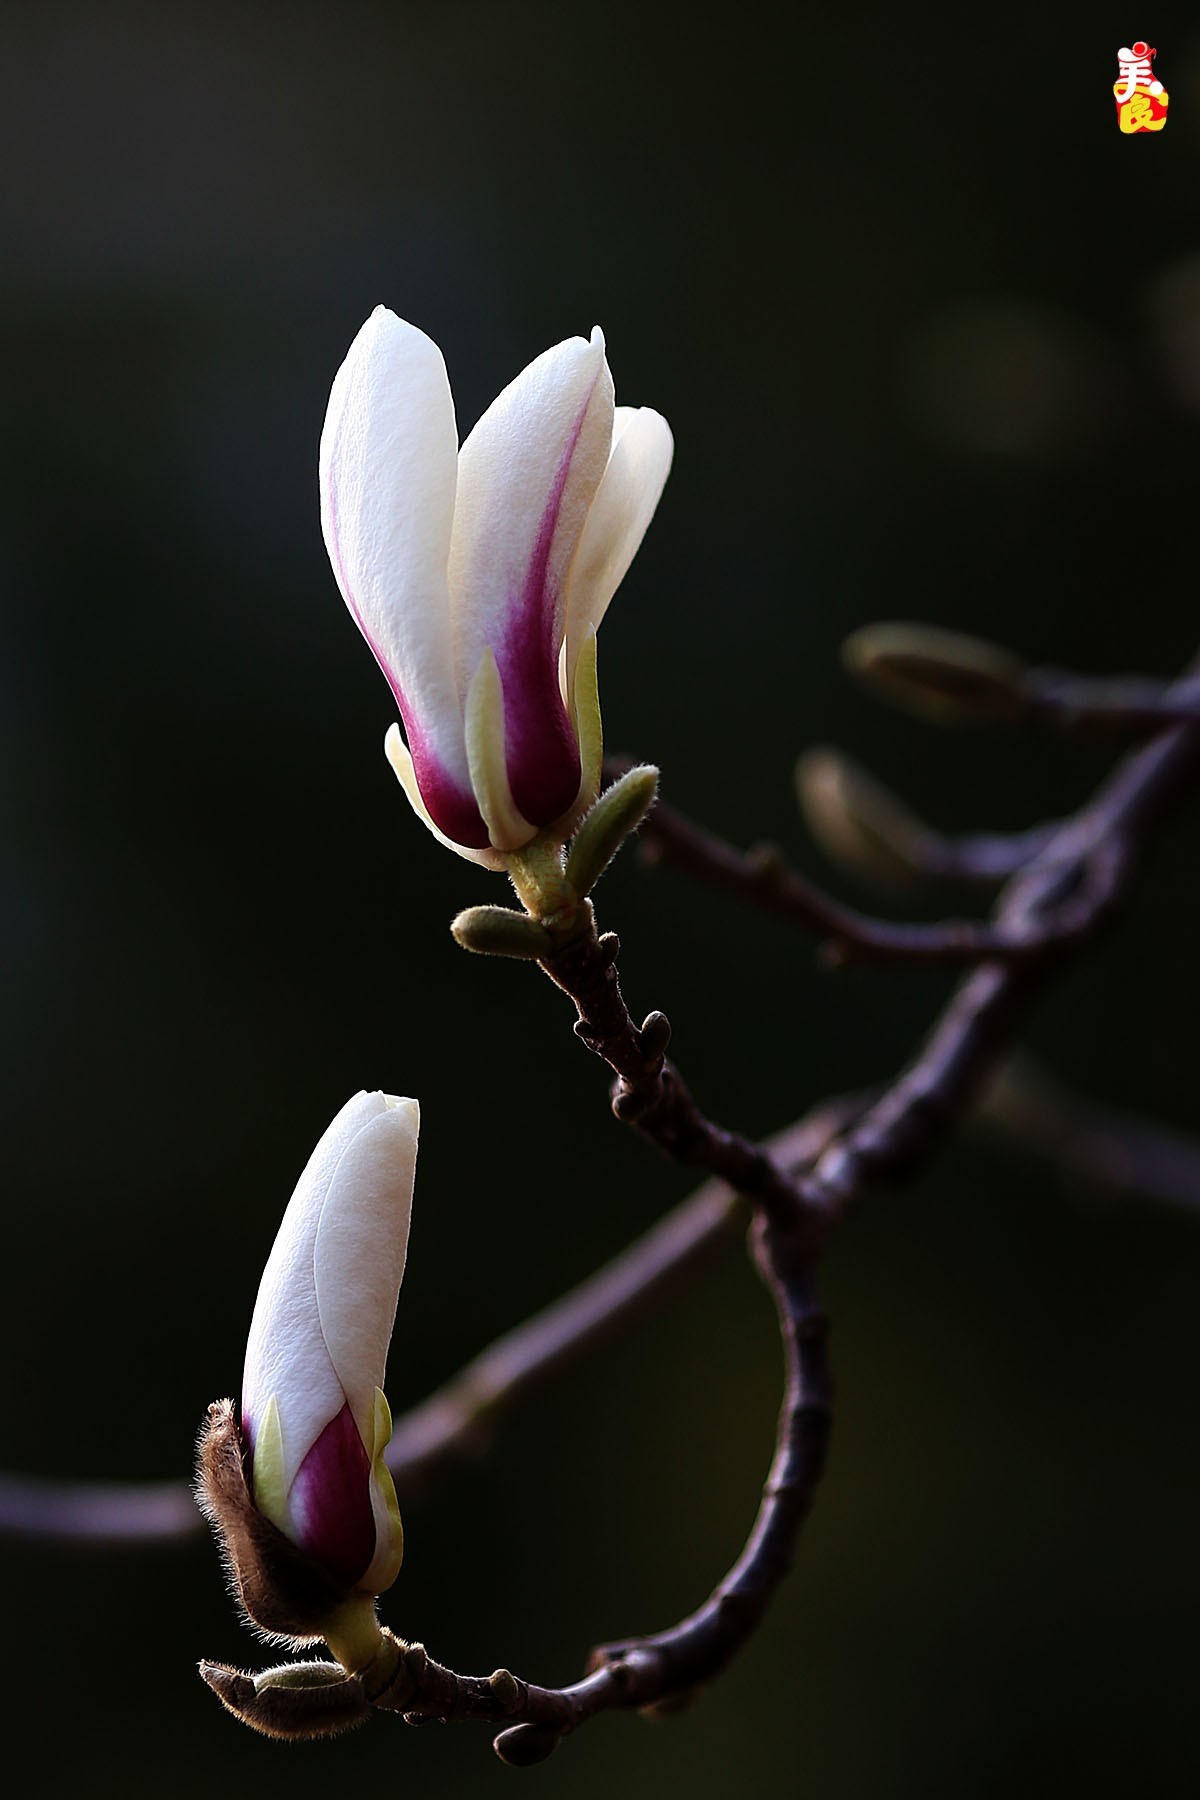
0;1474;200;1545
796;747;1062;888
979;1057;1200;1213
1021;667;1200;737
619;768;1131;969
843;623;1200;738
789;697;1200;1217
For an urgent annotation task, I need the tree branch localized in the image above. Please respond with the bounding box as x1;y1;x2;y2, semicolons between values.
1021;667;1200;737
793;705;1200;1218
625;778;1130;968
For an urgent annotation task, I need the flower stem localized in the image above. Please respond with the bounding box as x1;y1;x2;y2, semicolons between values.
505;835;587;938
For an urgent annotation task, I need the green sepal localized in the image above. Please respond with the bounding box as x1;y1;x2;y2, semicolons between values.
451;904;554;959
570;627;603;804
368;1387;404;1591
464;648;533;850
565;765;659;897
251;1395;290;1536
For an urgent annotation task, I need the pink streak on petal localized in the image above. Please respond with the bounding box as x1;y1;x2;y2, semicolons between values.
492;414;587;824
287;1401;377;1586
325;448;490;850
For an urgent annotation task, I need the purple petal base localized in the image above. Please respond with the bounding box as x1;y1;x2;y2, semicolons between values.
405;718;492;848
287;1401;377;1587
492;410;589;826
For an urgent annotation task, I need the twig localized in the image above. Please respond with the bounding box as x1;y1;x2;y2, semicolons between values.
911;824;1063;884
615;780;1130;968
1022;667;1200;737
396;1214;831;1764
794;708;1200;1217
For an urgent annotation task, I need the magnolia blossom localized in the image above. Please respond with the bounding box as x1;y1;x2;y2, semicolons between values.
319;307;673;866
241;1090;418;1598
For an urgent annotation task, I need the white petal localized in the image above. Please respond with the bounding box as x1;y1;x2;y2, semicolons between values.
320;308;468;785
447;327;615;694
242;1091;418;1495
562;405;673;693
313;1095;419;1441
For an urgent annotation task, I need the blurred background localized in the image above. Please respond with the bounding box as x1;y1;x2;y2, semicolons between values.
2;2;1198;1793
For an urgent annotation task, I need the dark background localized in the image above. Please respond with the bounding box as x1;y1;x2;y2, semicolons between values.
2;3;1198;1794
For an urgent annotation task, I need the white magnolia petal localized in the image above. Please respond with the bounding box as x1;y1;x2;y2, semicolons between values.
562;405;674;692
320;307;467;784
313;1096;419;1442
447;327;615;693
242;1091;416;1496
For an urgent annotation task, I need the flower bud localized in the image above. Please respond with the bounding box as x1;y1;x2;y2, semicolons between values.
796;747;940;888
450;904;554;959
199;1657;372;1740
842;623;1027;722
197;1091;418;1664
320;308;672;864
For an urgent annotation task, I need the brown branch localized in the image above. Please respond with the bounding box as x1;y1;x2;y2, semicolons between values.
911;824;1063;883
624;777;1131;968
792;708;1200;1220
843;625;1200;739
394;1213;830;1766
533;920;811;1236
1021;667;1200;737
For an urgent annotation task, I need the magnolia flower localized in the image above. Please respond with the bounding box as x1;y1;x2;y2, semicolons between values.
319;307;673;867
241;1090;418;1601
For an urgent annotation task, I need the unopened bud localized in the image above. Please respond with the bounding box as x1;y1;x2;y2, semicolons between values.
195;1398;363;1644
199;1657;371;1740
494;1721;563;1766
451;904;554;959
565;764;660;897
796;747;939;888
843;624;1026;722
